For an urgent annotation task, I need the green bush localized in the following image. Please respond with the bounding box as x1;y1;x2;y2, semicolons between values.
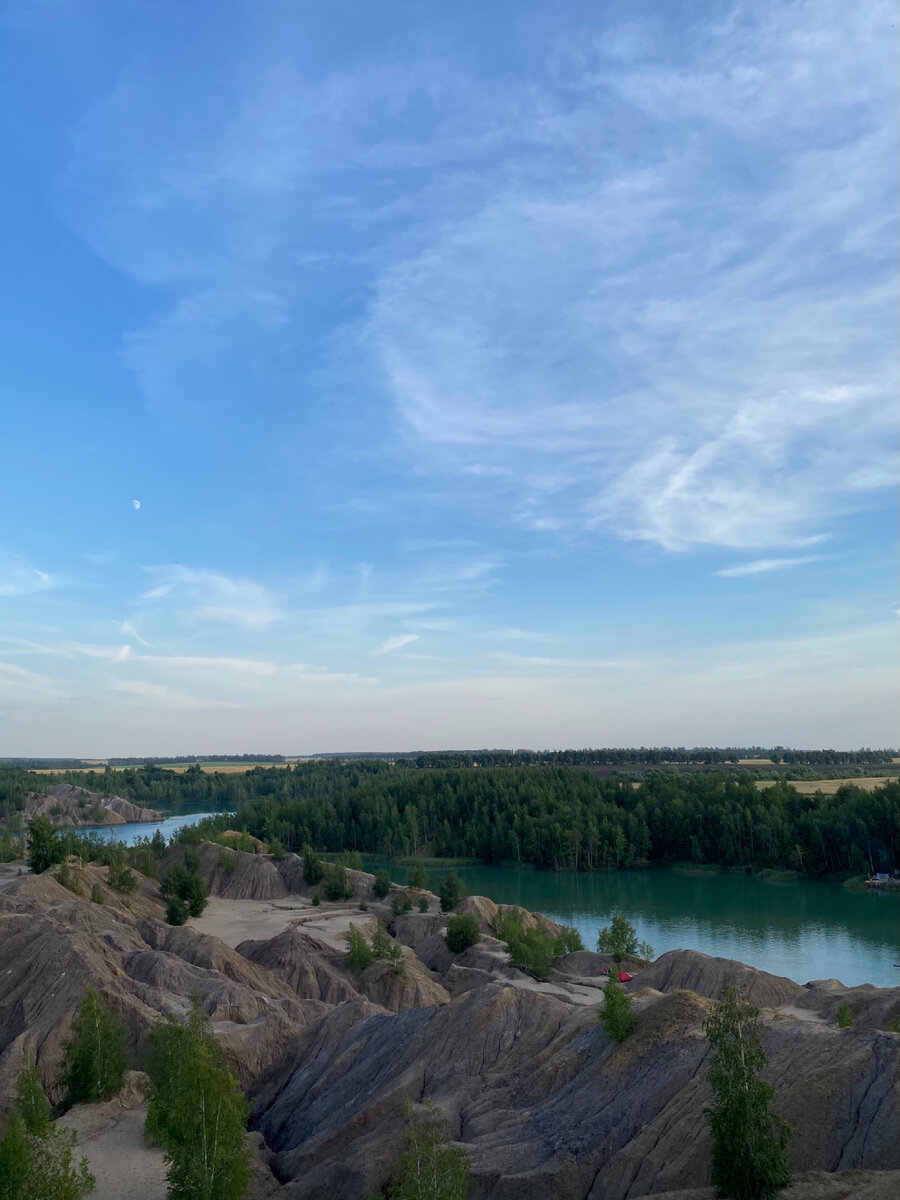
90;882;105;904
392;892;413;915
166;897;188;925
418;896;429;912
144;997;251;1200
386;1099;470;1200
338;849;364;870
346;924;374;973
601;973;634;1042
162;862;207;917
837;1004;854;1028
267;837;286;861
302;844;323;885
59;987;128;1106
407;862;429;890
597;912;652;963
373;869;391;899
554;925;584;954
438;872;466;912
219;848;236;875
26;816;65;874
323;862;354;901
494;910;557;980
445;912;480;954
359;900;368;911
311;893;321;906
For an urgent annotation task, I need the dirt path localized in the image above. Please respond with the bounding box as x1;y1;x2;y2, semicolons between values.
57;1096;167;1200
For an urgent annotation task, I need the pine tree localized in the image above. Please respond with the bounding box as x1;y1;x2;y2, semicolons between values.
59;987;128;1106
144;996;251;1200
705;987;791;1200
601;973;634;1042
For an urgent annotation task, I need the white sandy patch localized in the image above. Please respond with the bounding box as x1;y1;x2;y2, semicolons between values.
188;895;313;947
57;1093;167;1200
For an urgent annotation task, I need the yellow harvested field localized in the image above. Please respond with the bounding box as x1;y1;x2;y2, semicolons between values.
756;776;896;794
28;762;292;775
738;758;775;765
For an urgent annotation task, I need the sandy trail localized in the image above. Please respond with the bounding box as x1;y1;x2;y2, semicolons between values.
57;1097;167;1200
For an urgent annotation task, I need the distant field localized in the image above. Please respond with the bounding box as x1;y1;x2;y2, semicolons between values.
158;762;292;773
28;761;292;775
737;758;775;765
756;776;896;795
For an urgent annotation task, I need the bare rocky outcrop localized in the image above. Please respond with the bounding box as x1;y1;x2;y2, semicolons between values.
22;783;164;826
3;850;899;1200
789;980;900;1031
249;978;900;1200
237;928;360;1005
635;948;803;1008
0;871;320;1104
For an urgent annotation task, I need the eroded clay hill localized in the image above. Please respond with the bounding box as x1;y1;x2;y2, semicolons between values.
21;781;163;826
1;842;899;1200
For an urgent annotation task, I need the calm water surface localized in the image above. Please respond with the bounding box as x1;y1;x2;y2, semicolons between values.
81;819;898;989
81;812;221;844
368;861;899;989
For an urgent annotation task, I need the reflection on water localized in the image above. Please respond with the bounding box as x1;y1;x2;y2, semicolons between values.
367;861;900;989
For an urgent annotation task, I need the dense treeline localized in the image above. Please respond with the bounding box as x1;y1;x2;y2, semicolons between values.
150;761;899;879
1;758;897;878
409;747;897;768
225;766;898;876
108;753;286;765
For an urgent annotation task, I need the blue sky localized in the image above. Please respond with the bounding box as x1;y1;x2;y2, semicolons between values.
0;0;896;755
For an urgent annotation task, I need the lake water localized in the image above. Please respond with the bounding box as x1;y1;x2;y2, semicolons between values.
368;861;900;989
80;816;898;989
80;812;221;844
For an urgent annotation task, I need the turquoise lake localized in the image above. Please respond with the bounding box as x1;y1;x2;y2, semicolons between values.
368;861;899;989
86;817;898;989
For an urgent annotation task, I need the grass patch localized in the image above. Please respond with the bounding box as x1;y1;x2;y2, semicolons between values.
755;868;801;883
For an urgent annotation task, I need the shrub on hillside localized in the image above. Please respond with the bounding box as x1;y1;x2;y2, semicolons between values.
438;872;466;912
445;912;480;954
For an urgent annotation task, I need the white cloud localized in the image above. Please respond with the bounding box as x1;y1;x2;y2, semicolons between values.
0;661;67;707
68;642;132;662
120;620;152;647
113;679;232;710
0;551;54;598
363;3;897;552
372;634;419;656
139;565;284;630
716;555;831;578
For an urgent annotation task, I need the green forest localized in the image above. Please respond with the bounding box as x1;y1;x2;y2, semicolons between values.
1;758;897;877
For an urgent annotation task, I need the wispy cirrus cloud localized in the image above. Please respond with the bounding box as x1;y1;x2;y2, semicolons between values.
372;634;419;656
139;565;284;630
0;550;55;598
716;555;831;579
365;2;897;552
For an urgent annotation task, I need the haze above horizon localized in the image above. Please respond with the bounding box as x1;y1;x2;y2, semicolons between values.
1;0;897;756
